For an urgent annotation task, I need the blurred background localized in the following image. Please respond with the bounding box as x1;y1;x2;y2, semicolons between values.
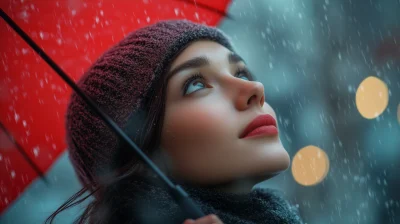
1;0;399;223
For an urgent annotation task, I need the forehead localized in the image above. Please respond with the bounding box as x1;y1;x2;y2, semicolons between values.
169;40;232;71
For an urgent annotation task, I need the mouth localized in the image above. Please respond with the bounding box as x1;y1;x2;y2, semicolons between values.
239;114;278;139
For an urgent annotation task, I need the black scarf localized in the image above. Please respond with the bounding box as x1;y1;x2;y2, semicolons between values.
94;175;303;224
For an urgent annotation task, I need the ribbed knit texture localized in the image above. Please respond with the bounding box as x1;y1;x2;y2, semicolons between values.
91;175;304;224
65;19;234;189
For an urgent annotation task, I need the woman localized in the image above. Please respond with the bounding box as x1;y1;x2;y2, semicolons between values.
46;19;303;224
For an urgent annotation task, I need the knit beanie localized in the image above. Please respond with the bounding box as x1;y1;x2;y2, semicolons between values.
65;19;235;189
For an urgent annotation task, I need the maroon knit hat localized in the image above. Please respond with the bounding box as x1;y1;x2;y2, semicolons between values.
66;19;235;189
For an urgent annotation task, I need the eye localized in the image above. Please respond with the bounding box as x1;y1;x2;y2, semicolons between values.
235;68;254;81
182;68;255;96
183;73;206;95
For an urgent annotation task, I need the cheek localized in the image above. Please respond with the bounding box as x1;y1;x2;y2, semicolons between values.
162;103;228;145
160;100;235;176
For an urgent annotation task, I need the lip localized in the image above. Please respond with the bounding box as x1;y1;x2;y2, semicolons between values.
239;114;278;139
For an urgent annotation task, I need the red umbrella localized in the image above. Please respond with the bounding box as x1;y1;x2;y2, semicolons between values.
0;0;232;214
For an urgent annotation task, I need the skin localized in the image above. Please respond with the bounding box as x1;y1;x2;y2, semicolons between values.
156;40;290;194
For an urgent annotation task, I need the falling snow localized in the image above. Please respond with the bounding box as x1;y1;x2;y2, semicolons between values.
14;112;20;123
1;1;400;224
32;146;39;157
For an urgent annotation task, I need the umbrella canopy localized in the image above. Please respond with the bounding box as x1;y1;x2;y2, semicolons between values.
0;0;231;214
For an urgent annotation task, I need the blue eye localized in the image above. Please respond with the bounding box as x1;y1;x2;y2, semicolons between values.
235;68;252;81
182;68;255;96
183;73;206;95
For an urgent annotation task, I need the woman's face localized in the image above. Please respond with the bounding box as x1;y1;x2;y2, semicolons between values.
160;40;290;186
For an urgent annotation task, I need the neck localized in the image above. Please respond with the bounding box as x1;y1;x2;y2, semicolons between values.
210;172;281;193
170;172;278;195
204;178;255;194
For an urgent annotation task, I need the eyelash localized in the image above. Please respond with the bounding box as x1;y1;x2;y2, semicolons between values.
182;68;255;96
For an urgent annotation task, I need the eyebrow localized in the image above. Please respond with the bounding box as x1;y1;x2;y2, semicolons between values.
167;52;246;80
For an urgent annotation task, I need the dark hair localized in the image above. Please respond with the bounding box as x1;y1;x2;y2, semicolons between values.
45;59;172;224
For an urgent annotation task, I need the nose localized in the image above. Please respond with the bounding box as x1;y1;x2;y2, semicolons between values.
229;78;265;111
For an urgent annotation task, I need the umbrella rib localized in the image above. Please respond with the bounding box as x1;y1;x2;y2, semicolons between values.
0;121;49;185
175;0;235;20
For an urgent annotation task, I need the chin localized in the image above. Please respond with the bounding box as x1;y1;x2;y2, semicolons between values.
281;149;291;170
274;143;291;169
253;149;291;183
252;169;283;184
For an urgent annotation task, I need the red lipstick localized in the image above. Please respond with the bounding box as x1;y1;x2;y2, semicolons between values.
240;114;278;139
